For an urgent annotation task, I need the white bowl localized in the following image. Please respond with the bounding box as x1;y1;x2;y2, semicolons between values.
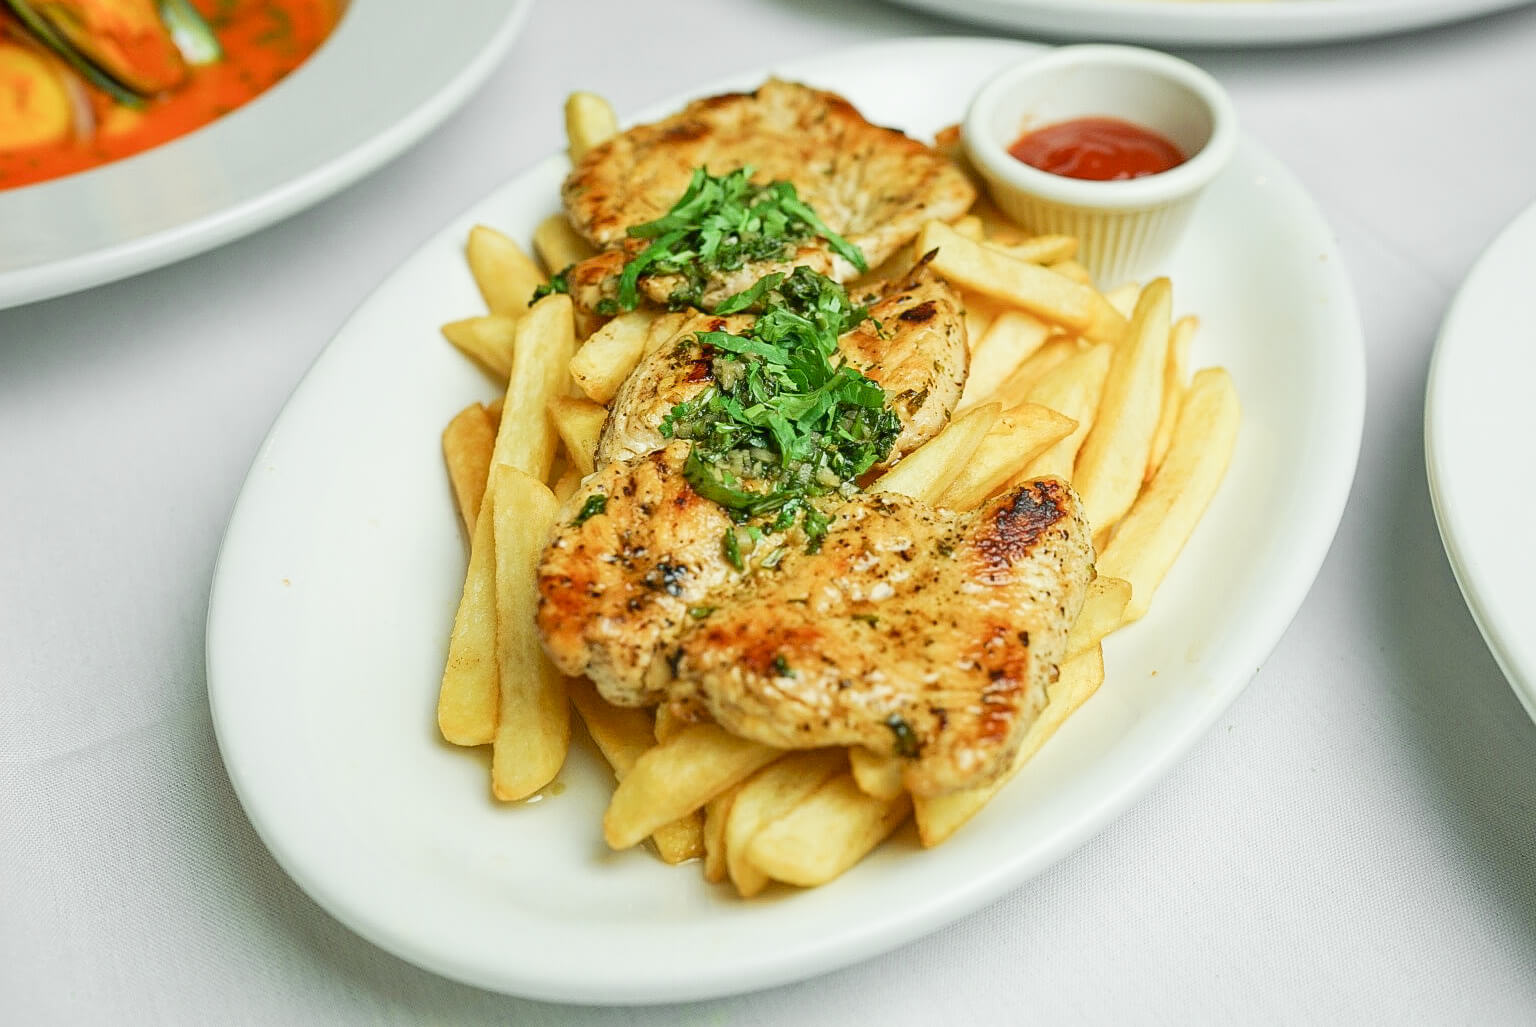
963;45;1238;287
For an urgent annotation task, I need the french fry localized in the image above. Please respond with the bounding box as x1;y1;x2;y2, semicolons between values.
914;645;1105;847
958;309;1051;407
952;214;985;240
872;402;1000;504
1020;343;1113;482
437;495;500;746
437;295;575;746
489;467;569;800
534;212;595;276
1104;281;1141;320
603;724;781;850
746;775;912;888
919;220;1126;344
654;703;689;745
567;678;705;861
994;234;1077;265
569;310;654;405
1073;277;1172;537
548;395;607;478
1098;367;1239;622
441;313;518;381
651;814;706;864
938;402;1077;510
565;91;619;163
849;747;905;800
466;225;547;316
1148;315;1198;479
990;336;1080;407
494;294;577;480
963;293;1007;347
552;466;582;505
703;784;739;883
1065;576;1131;659
1050;259;1094;286
725;750;846;897
442;403;496;535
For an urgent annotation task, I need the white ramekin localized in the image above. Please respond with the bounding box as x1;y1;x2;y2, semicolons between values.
963;45;1238;288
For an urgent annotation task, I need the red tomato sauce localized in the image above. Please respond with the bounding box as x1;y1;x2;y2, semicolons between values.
1;0;339;190
1008;117;1186;182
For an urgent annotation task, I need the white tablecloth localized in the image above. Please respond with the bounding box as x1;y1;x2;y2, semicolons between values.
4;1;1535;1021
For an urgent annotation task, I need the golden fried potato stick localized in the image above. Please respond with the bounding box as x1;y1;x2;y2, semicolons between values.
441;314;518;382
1049;259;1094;286
726;750;846;897
1098;367;1239;623
958;310;1051;408
565;91;619;163
1147;314;1198;479
569;310;655;405
747;775;912;888
489;467;570;801
437;296;575;746
992;234;1077;266
702;784;740;884
566;678;702;863
989;335;1080;405
1104;281;1142;320
849;747;905;800
919;220;1127;344
872;402;1000;504
466;225;547;316
938;402;1077;510
1065;576;1131;659
914;645;1105;847
1021;343;1113;482
603;724;780;850
1073;277;1172;539
533;212;596;276
547;396;607;478
442;403;497;536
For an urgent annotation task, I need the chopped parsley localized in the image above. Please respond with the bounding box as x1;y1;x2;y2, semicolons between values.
532;264;573;303
612;166;868;311
886;714;919;758
659;266;901;553
572;493;607;525
772;654;795;678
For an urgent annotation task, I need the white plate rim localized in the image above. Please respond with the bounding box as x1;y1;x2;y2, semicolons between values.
883;0;1536;46
0;0;532;311
206;36;1366;1005
1425;199;1536;723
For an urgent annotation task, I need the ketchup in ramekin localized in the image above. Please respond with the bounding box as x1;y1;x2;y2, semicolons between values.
1008;117;1186;182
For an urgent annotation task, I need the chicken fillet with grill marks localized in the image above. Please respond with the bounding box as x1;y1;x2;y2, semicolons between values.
670;478;1093;796
561;78;975;313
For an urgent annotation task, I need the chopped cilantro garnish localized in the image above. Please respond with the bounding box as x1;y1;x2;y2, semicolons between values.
573;494;607;525
687;605;715;619
660;266;901;554
533;264;573;303
772;654;795;678
614;166;868;311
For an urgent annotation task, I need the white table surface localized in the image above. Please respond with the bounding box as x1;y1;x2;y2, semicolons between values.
4;1;1535;1022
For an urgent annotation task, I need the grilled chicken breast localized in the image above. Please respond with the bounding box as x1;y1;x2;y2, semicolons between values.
538;442;747;706
671;478;1093;796
595;261;967;469
561;79;975;312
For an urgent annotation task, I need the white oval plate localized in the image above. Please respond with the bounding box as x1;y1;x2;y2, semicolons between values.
1426;200;1536;724
207;38;1364;1005
884;0;1535;47
0;0;531;311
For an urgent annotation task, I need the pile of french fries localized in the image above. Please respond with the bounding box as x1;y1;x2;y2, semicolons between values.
432;93;1241;896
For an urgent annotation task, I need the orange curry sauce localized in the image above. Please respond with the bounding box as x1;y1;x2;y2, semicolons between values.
0;0;339;190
